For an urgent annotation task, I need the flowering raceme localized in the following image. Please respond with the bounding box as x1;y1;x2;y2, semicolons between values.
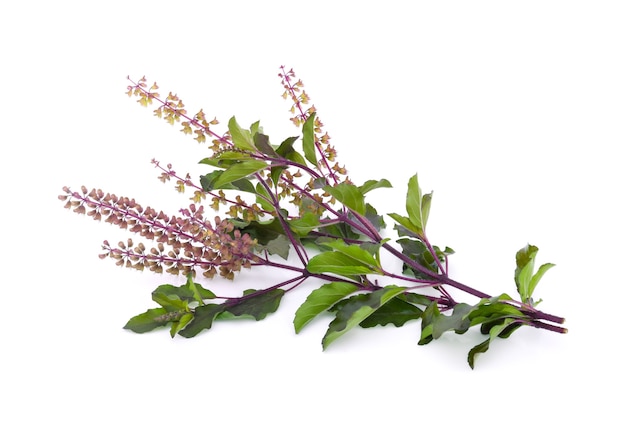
59;186;257;279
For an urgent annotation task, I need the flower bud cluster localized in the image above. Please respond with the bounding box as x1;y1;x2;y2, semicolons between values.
126;76;226;150
59;186;258;279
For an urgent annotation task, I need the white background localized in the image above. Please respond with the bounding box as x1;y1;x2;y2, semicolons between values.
2;1;625;423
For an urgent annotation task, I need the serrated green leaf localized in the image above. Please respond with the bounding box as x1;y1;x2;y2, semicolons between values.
322;286;407;349
358;178;393;195
294;281;359;333
123;307;170;333
358;296;423;328
212;160;267;189
228;116;256;151
178;304;225;338
222;289;285;321
406;174;425;234
307;251;376;277
324;183;365;215
302;112;317;165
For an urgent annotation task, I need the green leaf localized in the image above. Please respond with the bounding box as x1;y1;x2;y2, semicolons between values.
515;244;537;288
324;182;366;215
237;218;285;246
266;234;290;260
388;213;421;236
403;292;433;307
254;181;275;211
528;262;555;302
184;274;216;304
230;178;257;193
364;203;386;231
152;277;216;305
467;296;525;328
302;112;317;165
222;289;285;320
358;178;393;195
199;170;222;191
397;237;438;277
479;318;523;337
123;307;170;334
319;220;361;241
228;116;256;151
212;160;267;189
169;313;194;338
358;296;423;328
322;286;407;349
514;244;555;304
288;212;321;236
431;303;473;338
200;170;257;193
214;150;254;162
421;192;432;229
249;120;262;135
293;281;359;333
151;292;188;312
307;251;376;277
199;151;252;168
418;301;440;345
320;239;382;271
178;304;225;338
276;136;306;166
254;132;278;157
406;174;425;234
467;318;515;369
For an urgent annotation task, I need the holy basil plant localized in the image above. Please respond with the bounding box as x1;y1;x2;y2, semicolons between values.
59;67;566;368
